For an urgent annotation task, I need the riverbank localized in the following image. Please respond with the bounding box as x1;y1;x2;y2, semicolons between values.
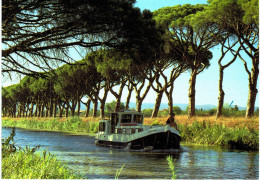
2;115;259;150
2;128;82;179
2;116;98;136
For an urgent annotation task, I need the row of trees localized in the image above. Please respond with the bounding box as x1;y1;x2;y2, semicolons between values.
2;0;258;119
2;49;184;119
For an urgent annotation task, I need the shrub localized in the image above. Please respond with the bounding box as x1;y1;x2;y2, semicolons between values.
142;109;153;117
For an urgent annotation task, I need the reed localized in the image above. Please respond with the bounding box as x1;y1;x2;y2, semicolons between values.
167;156;176;180
2;128;81;179
115;163;125;180
178;121;259;150
144;115;259;130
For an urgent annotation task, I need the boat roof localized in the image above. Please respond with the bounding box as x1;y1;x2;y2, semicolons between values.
110;110;143;115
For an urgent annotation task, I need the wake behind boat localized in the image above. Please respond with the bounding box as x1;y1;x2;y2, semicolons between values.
95;111;181;150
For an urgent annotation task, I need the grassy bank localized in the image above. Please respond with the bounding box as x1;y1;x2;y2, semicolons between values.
178;121;258;150
2;116;99;135
2;115;259;150
145;115;259;150
2;128;81;179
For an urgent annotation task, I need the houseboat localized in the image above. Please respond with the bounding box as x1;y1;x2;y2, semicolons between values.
95;111;181;150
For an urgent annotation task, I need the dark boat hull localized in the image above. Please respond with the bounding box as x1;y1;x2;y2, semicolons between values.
96;131;181;150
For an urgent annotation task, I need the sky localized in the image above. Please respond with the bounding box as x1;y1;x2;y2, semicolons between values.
1;0;259;108
111;0;258;108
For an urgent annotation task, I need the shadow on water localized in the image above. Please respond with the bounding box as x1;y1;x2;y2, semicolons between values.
2;127;259;179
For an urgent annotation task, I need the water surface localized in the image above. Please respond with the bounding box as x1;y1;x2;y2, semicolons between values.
2;127;259;179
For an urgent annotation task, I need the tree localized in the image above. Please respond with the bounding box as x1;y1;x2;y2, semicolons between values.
2;0;161;76
216;38;241;118
105;101;125;112
124;81;134;110
83;50;125;115
204;0;259;118
154;4;221;117
127;64;155;112
150;56;186;118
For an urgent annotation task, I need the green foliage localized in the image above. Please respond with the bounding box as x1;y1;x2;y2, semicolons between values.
150;119;163;126
167;156;177;180
158;109;169;117
189;107;247;117
172;106;182;115
2;127;17;158
2;128;80;179
178;121;259;150
115;163;125;180
2;117;99;134
143;107;183;117
195;108;217;116
221;108;246;117
142;108;153;117
105;101;125;112
153;4;214;69
2;151;80;179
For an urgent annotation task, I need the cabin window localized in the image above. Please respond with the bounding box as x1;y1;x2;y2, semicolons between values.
117;128;123;134
134;115;143;124
111;113;119;126
121;114;132;123
99;122;106;132
138;128;143;132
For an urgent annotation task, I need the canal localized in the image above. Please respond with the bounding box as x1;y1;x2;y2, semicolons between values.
2;127;259;179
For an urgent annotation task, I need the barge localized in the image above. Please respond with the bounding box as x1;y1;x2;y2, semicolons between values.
95;111;181;150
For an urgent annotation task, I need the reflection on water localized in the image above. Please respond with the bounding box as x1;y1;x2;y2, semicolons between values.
2;127;259;179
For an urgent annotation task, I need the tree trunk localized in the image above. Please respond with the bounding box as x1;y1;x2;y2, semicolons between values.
37;104;41;118
40;103;45;117
49;98;53;117
53;100;57;118
22;104;26;117
77;98;81;116
18;104;22;118
99;102;105;119
65;105;69;117
65;100;69;117
165;85;174;115
92;99;98;117
85;99;91;117
59;105;64;118
34;104;38;117
245;58;259;118
216;66;225;118
25;103;29;117
108;82;125;112
70;100;76;116
151;91;163;118
45;102;49;117
188;69;197;118
136;100;142;112
13;104;17;118
99;88;109;119
125;84;133;110
115;82;125;112
29;103;34;117
134;80;153;112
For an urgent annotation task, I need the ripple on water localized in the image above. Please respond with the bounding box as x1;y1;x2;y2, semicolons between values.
2;127;259;179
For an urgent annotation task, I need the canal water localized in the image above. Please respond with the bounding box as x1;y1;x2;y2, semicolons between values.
2;127;259;179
